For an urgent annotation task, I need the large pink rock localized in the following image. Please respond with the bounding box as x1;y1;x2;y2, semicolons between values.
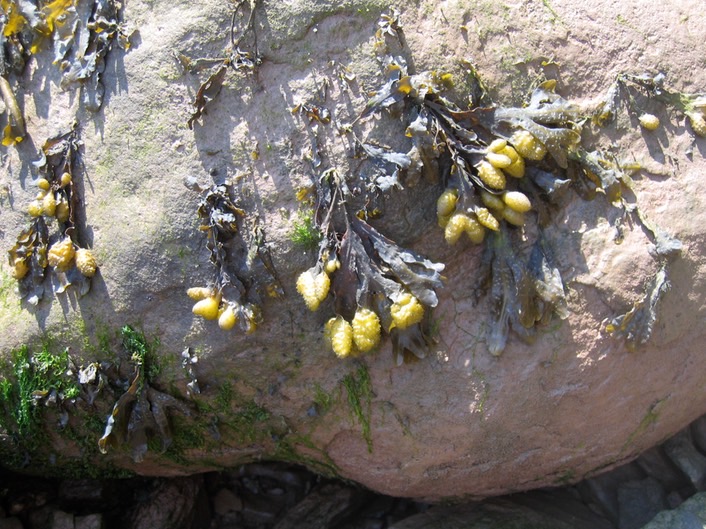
1;0;705;500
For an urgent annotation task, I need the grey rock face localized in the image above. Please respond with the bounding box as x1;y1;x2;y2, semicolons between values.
617;478;668;529
74;515;103;529
664;431;706;491
640;492;706;529
1;0;706;501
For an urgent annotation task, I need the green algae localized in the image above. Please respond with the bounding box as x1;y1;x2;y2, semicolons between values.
341;363;373;452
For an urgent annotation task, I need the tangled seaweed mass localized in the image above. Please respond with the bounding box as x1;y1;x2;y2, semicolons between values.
3;0;134;304
179;7;702;363
286;15;698;362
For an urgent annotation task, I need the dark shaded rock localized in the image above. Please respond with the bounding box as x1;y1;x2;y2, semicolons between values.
690;416;706;455
73;515;102;529
7;483;53;517
27;505;53;529
663;431;706;491
387;501;593;529
509;489;614;529
636;447;692;493
212;488;243;516
236;464;310;510
273;483;370;529
50;511;73;529
122;477;203;529
239;465;309;491
57;481;103;505
342;521;383;529
308;494;422;529
239;493;281;525
617;478;668;529
0;518;24;529
577;462;645;523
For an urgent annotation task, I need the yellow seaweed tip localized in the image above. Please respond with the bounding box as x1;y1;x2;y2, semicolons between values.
390;293;424;330
218;304;238;330
352;307;381;352
638;113;660;131
192;295;221;320
325;315;353;358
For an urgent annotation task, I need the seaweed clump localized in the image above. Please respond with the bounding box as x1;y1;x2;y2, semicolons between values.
359;55;691;355
0;327;197;467
179;0;260;129
97;326;192;463
4;0;134;306
293;166;444;365
0;345;80;448
595;73;706;138
7;124;98;305
0;0;133;141
354;60;577;356
185;180;282;333
292;11;693;359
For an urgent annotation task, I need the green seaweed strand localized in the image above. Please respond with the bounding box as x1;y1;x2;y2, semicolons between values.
342;363;373;452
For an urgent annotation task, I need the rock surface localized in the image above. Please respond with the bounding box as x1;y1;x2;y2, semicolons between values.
1;416;706;528
1;0;706;501
387;499;610;529
640;492;706;529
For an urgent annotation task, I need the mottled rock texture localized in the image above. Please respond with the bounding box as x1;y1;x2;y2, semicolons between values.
641;492;706;529
1;0;706;501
